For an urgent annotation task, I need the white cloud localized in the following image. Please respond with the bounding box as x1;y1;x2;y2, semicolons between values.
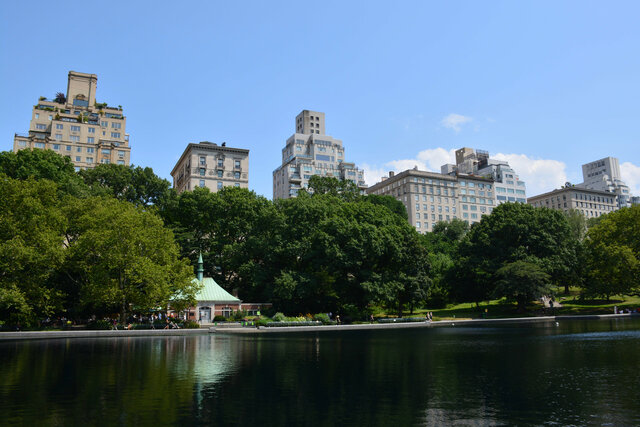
492;153;568;196
620;162;640;196
441;114;473;132
363;148;569;197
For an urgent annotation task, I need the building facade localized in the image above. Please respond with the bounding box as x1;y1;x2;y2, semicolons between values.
171;141;249;194
442;147;527;204
273;110;366;199
13;71;131;171
366;168;496;232
577;157;631;208
527;186;617;218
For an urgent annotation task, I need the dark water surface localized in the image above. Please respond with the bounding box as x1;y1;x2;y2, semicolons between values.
1;318;640;426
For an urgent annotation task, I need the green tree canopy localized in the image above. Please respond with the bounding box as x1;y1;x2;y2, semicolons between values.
80;163;171;207
494;260;551;311
63;197;196;321
302;175;362;201
0;149;86;196
0;177;66;325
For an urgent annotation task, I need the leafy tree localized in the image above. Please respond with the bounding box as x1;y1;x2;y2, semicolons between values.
80;163;171;207
494;260;551;311
54;92;66;104
0;149;86;195
449;203;574;307
583;205;640;299
303;175;362;201
63;197;196;322
0;177;66;325
362;193;408;220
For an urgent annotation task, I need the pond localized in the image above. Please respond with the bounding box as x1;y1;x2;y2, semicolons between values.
1;318;639;426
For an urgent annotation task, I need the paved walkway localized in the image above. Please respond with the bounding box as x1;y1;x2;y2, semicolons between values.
1;313;635;340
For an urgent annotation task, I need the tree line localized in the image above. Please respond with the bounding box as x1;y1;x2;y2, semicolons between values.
1;149;638;326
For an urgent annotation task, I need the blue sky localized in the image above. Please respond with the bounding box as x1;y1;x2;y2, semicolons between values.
2;1;639;198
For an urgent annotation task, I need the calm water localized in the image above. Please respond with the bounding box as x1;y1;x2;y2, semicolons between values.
1;318;640;426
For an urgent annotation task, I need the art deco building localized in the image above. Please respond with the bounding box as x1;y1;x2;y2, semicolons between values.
171;141;249;194
13;71;131;170
442;147;527;204
577;157;631;208
272;110;366;199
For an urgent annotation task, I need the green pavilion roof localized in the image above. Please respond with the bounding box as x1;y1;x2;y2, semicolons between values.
193;277;241;303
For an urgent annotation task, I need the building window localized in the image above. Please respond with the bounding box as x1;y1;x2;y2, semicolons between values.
55;134;62;140
75;156;81;162
101;159;110;164
234;183;240;187
87;147;94;153
35;113;39;119
200;156;206;165
88;127;95;134
66;145;72;151
199;168;205;176
70;136;80;142
70;125;81;132
217;182;223;190
111;132;120;138
36;124;46;130
235;160;241;169
86;157;93;163
76;147;82;152
35;142;45;148
101;121;108;127
53;144;60;150
217;170;223;178
87;137;94;143
234;172;240;179
199;180;205;187
111;122;121;129
101;149;111;154
56;124;63;130
117;160;125;165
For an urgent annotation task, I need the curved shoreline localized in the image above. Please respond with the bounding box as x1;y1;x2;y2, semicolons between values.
1;313;637;341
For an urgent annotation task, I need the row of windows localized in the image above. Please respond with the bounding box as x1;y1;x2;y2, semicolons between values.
415;204;456;213
199;168;242;179
199;156;242;169
198;180;241;189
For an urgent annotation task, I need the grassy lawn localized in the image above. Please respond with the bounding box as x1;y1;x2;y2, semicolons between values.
388;288;640;320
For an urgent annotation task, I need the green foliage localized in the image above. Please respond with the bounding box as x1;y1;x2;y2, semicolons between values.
272;312;286;322
494;260;552;311
303;175;362;201
0;178;66;325
448;203;575;306
182;320;200;329
584;205;640;299
213;315;227;321
54;92;66;104
80;163;171;207
362;194;408;220
61;197;196;322
232;309;247;321
313;313;333;324
0;149;87;196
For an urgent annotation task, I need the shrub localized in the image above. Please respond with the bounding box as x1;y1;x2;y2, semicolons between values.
232;309;247;321
313;313;333;325
213;315;226;322
272;312;286;322
182;320;201;329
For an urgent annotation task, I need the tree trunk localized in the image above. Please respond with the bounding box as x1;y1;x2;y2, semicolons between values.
564;283;570;294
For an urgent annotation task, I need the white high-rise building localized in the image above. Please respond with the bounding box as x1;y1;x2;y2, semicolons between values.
578;157;631;208
441;147;527;204
272;110;366;199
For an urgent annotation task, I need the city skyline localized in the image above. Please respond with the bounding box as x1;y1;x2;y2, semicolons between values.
1;1;639;199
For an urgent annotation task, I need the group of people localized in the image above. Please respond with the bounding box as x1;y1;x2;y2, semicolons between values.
425;312;434;321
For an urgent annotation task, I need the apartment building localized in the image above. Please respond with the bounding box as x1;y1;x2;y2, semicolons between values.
13;71;131;170
273;110;366;199
528;186;617;218
171;141;249;194
366;168;496;232
442;147;527;204
577;157;631;208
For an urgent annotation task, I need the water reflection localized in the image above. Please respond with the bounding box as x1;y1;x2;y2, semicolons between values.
1;319;640;426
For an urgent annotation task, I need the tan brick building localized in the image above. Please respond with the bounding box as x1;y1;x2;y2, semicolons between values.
527;186;617;219
13;71;131;170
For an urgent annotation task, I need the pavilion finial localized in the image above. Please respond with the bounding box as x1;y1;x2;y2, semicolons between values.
197;252;204;281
